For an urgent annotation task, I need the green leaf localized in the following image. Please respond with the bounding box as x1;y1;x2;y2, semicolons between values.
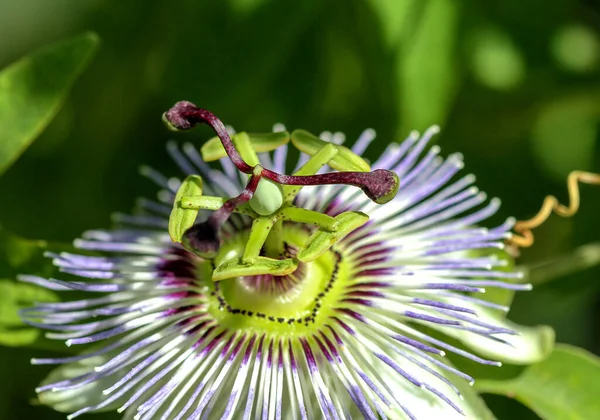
0;32;99;176
476;344;600;419
169;175;203;243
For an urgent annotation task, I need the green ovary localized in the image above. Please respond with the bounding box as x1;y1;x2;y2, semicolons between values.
249;178;284;216
201;224;352;336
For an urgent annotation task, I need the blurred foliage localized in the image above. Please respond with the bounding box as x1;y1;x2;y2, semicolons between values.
0;0;599;418
0;32;98;175
0;224;57;347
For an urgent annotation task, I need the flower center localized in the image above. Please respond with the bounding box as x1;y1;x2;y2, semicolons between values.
199;224;351;334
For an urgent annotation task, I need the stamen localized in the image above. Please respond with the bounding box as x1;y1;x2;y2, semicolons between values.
163;101;399;205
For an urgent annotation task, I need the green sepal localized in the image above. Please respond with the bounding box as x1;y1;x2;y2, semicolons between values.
298;211;369;262
201;131;290;163
213;256;298;281
291;129;371;172
169;175;203;243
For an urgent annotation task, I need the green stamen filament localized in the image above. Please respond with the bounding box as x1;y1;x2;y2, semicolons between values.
264;219;285;258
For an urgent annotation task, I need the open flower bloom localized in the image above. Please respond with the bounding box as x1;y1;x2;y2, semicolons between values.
21;104;552;419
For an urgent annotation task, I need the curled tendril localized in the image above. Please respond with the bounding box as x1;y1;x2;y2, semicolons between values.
508;170;600;249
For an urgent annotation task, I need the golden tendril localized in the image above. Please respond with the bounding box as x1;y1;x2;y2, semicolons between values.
508;171;600;249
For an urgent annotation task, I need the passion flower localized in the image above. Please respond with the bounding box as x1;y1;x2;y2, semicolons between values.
21;103;539;419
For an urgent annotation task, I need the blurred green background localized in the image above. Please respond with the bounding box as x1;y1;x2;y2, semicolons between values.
0;0;599;418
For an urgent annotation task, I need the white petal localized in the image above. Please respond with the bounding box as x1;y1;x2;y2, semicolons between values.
428;298;555;365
